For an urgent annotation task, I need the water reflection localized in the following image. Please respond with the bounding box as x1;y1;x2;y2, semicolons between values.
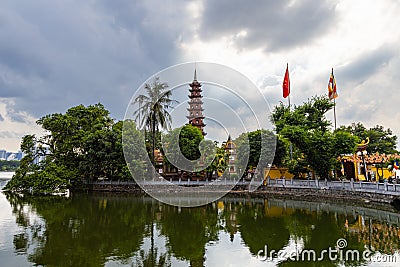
3;192;400;267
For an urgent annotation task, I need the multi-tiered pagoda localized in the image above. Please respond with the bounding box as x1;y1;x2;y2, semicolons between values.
187;69;206;136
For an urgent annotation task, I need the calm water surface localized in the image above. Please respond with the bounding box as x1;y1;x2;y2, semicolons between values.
1;176;400;267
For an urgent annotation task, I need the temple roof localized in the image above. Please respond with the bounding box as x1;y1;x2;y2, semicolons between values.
342;153;400;164
187;115;205;120
187;107;204;111
225;135;237;150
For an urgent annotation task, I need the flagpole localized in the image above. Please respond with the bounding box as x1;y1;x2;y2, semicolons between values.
332;68;337;130
287;64;292;160
288;93;293;160
331;68;338;180
333;98;337;130
282;63;293;161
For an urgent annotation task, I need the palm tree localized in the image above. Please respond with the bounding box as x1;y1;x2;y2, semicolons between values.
133;77;178;165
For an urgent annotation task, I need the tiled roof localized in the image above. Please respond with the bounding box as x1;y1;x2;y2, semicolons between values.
342;153;400;164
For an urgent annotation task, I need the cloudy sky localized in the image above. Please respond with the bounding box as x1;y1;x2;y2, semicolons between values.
1;0;400;151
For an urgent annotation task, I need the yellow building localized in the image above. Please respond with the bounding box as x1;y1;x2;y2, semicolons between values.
341;153;400;181
264;167;294;180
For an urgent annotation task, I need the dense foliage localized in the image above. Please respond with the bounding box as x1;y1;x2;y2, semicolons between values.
161;125;203;172
162;125;228;178
5;104;138;194
272;96;359;179
133;77;178;164
0;160;20;171
5;94;398;193
337;122;398;154
235;129;283;175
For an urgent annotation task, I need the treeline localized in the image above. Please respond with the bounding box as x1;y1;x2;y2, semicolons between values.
0;160;20;171
271;96;398;179
5;96;398;194
4;104;135;194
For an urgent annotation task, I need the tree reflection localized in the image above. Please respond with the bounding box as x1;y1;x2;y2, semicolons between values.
4;192;400;267
159;204;218;267
5;192;148;266
237;201;290;255
134;247;171;267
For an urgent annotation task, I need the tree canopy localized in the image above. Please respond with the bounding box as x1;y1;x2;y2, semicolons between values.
235;129;280;174
133;77;178;164
0;160;20;171
6;94;399;193
272;96;358;179
162;125;228;176
337;122;398;154
5;104;138;194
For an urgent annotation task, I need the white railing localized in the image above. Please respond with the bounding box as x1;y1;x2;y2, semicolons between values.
266;178;400;196
89;178;400;196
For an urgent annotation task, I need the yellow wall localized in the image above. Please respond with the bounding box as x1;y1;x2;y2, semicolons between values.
355;165;392;181
264;167;295;180
343;155;393;181
370;166;392;180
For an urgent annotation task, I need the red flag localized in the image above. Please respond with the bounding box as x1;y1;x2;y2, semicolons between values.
283;64;290;98
328;68;338;100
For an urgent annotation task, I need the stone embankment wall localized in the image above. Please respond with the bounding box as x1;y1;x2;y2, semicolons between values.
85;180;400;206
254;187;397;204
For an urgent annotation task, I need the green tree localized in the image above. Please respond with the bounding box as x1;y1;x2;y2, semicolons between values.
273;97;333;134
0;160;20;171
5;134;74;193
162;125;204;174
178;125;203;161
5;135;39;192
82;121;135;181
235;129;278;176
6;104;137;193
272;96;358;179
273;136;289;167
36;103;113;181
161;125;230;178
203;143;228;179
122;119;148;179
133;77;178;165
338;122;398;154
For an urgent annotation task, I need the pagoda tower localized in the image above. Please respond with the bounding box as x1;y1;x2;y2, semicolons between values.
224;135;237;174
187;69;206;135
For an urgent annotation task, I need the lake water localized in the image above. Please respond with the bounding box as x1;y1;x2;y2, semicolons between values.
0;171;15;179
1;176;400;266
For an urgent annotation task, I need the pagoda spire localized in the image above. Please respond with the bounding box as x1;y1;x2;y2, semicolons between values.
187;68;206;136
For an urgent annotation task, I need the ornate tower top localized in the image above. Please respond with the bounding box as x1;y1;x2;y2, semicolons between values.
224;135;237;174
187;68;206;136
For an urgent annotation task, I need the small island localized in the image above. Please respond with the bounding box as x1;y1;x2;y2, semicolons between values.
4;73;400;209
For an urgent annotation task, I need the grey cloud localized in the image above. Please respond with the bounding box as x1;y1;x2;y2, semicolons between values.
336;54;400;128
0;131;22;138
339;101;378;124
261;76;280;87
199;0;338;51
0;114;4;121
6;109;29;123
337;45;397;85
0;0;191;119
